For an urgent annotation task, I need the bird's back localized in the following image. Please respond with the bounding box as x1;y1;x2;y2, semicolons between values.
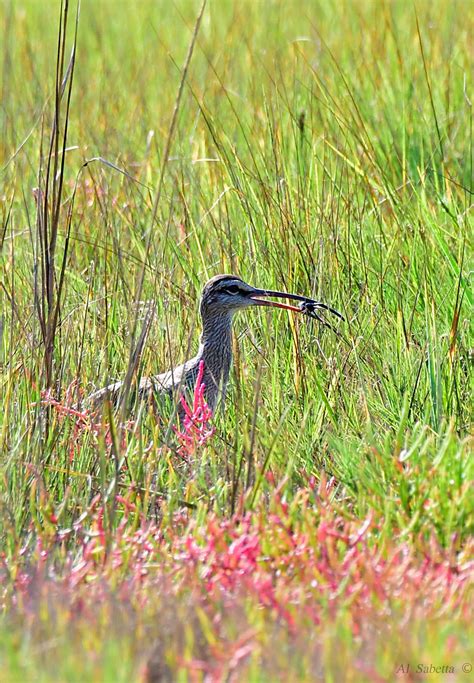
87;355;202;414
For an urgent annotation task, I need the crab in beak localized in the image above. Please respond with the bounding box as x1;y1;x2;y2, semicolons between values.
248;286;345;332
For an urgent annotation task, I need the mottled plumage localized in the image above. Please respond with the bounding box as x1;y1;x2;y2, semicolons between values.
87;274;343;415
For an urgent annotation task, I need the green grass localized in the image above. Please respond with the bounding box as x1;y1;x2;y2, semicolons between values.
1;0;472;681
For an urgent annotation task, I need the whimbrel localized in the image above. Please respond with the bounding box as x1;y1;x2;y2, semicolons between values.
88;274;343;413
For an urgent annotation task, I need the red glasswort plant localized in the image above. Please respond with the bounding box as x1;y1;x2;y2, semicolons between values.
3;481;473;682
39;382;134;461
173;360;215;458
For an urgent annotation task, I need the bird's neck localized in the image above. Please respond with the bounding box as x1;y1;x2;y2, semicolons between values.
198;311;233;410
200;310;233;345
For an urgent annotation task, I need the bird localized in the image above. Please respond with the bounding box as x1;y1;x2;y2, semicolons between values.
87;274;344;416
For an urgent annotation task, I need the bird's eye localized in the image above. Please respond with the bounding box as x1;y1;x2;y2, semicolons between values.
224;285;240;295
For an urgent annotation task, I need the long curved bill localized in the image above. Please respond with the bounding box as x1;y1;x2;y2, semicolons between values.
249;287;345;332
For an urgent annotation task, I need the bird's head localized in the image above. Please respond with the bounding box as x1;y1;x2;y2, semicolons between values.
200;274;344;325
